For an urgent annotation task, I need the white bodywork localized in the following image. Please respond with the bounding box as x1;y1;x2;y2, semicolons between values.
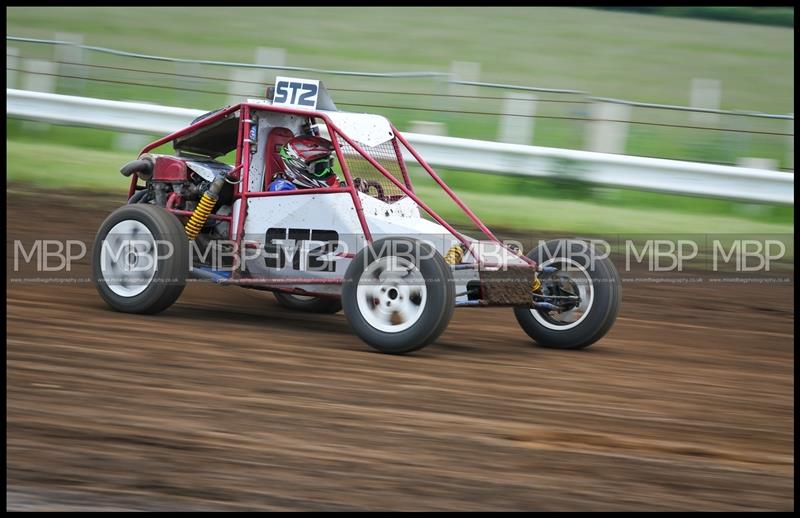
247;112;308;192
318;110;394;147
236;192;465;296
233;106;526;300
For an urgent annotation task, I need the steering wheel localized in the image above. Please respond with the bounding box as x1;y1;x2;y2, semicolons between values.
354;178;387;202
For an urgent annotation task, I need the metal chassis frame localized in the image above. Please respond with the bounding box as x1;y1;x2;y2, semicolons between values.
132;102;536;289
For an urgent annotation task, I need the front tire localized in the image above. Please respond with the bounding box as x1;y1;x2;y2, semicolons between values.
514;239;620;349
92;204;189;314
342;237;455;354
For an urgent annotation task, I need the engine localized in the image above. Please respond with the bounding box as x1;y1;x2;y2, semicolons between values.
120;154;235;241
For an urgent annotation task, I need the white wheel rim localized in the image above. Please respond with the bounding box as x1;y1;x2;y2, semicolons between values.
285;294;316;302
100;219;158;297
531;257;594;331
356;256;427;333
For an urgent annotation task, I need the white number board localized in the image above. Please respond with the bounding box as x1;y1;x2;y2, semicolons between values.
272;76;320;110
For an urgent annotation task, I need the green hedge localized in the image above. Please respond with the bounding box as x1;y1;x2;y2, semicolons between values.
597;7;794;28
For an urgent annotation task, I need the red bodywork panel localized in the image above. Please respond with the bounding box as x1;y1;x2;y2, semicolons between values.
264;127;294;188
152;155;188;182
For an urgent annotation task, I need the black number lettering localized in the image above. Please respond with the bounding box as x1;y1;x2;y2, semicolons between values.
264;227;287;268
288;228;311;270
264;227;340;272
288;82;303;105
273;81;289;104
297;83;318;107
307;229;339;272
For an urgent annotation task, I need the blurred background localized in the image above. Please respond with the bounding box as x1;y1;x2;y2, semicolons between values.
6;6;794;235
6;7;795;512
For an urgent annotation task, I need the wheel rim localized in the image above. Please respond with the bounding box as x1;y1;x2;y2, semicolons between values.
531;257;594;330
100;219;158;297
284;294;316;302
356;256;427;333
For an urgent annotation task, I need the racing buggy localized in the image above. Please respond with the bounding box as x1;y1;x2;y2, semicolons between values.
92;77;620;354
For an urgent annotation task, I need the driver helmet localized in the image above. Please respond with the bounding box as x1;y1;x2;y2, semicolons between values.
279;136;338;189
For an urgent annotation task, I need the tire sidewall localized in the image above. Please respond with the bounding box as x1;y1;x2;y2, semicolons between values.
92;204;188;314
342;237;454;354
514;239;621;349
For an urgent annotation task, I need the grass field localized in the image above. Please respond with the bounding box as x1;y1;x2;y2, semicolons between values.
7;138;792;235
6;7;794;229
7;7;794;111
6;7;795;167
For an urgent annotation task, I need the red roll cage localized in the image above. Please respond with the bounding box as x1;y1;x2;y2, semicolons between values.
131;102;535;279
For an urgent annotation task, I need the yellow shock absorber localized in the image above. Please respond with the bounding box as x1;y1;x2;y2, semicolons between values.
532;275;541;293
185;192;218;240
444;244;465;265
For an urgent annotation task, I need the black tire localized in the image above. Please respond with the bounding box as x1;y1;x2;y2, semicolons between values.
273;292;342;314
514;239;621;349
342;237;455;355
92;204;189;314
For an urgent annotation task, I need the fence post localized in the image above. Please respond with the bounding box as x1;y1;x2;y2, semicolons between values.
227;47;285;104
498;92;536;145
255;47;286;76
113;132;152;151
54;32;85;95
21;59;57;132
446;61;480;135
448;60;480;97
113;100;155;151
431;73;450;121
6;46;19;89
409;121;446;136
787;114;794;170
726;113;752;165
227;70;253;105
23;59;56;93
737;157;777;170
689;78;721;125
586;101;630;154
177;61;204;106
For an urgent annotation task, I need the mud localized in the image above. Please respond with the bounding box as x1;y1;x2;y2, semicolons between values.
6;186;794;511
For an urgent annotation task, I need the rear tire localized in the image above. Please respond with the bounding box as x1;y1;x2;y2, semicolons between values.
273;292;342;314
92;204;189;314
342;237;455;354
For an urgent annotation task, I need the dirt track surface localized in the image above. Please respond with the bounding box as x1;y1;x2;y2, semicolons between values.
6;188;794;511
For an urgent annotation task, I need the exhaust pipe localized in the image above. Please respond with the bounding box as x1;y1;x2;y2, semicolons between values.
120;156;154;180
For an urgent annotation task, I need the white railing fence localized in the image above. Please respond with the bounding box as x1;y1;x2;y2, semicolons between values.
6;88;794;204
7;35;794;167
